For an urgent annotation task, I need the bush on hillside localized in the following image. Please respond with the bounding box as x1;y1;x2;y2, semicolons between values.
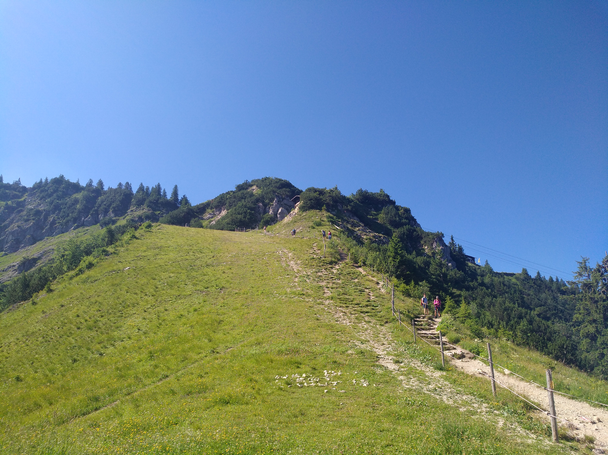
160;206;196;226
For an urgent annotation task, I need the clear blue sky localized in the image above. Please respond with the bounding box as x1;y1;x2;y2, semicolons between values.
1;0;606;279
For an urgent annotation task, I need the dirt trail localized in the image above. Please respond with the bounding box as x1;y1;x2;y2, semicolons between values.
414;315;608;449
455;355;608;449
325;305;542;445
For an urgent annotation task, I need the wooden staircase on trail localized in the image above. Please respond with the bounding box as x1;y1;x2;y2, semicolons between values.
412;316;469;359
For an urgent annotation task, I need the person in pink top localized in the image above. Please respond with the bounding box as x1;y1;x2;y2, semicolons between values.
433;296;441;318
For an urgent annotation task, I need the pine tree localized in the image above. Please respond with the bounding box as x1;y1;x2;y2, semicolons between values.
96;179;104;191
179;195;191;207
131;183;147;207
170;185;179;206
387;234;404;277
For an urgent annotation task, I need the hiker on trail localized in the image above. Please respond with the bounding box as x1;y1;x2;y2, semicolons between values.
291;228;296;236
263;226;267;234
421;294;428;315
322;230;326;238
328;231;332;240
433;296;441;318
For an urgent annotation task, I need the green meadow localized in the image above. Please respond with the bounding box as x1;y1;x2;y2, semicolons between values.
0;223;582;453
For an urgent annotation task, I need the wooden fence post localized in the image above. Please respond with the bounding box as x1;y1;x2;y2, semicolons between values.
546;369;559;443
412;319;417;343
439;332;445;368
487;342;496;397
398;309;401;325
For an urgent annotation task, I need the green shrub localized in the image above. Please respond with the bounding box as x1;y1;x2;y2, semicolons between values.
460;341;482;356
259;213;275;229
466;320;485;340
99;217;117;228
75;257;96;276
444;296;458;314
448;333;461;344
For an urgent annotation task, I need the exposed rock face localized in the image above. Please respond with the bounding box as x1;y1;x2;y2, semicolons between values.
276;207;289;221
431;236;455;268
83;214;97;227
203;208;222;220
209;209;228;226
1;216;71;254
268;197;294;218
0;247;53;283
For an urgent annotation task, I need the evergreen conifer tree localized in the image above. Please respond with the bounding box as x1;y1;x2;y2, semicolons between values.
179;195;191;207
170;185;179;206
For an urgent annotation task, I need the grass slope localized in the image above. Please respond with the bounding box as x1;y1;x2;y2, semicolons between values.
0;226;101;283
0;223;580;454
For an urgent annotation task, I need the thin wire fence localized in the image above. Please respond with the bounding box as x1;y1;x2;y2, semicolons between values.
391;301;608;424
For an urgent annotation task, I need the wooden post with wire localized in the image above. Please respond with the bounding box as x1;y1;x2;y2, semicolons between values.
412;319;417;343
487;342;497;397
546;369;559;443
398;309;401;325
391;285;395;315
439;331;445;368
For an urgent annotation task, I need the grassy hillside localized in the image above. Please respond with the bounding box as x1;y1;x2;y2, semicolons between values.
0;222;582;454
0;226;100;283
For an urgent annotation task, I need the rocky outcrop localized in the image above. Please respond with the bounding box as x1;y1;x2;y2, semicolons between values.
0;216;71;254
429;236;455;268
276;207;289;220
208;209;228;226
268;197;294;219
83;214;97;226
0;247;53;283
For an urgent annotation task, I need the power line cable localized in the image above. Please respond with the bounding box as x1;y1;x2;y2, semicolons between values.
460;246;567;278
453;237;570;276
454;237;569;275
